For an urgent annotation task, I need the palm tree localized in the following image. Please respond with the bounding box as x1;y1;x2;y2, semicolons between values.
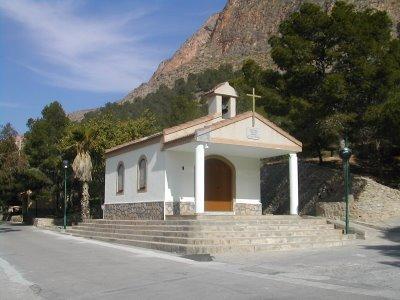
71;128;92;220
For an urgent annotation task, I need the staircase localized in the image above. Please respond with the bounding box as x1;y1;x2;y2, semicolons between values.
66;215;357;254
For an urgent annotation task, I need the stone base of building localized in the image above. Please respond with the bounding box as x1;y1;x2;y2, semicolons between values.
164;202;196;216
164;201;262;216
104;202;164;220
234;203;262;215
104;201;261;219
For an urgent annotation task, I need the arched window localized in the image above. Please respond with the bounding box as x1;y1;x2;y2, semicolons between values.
117;162;124;194
138;156;147;192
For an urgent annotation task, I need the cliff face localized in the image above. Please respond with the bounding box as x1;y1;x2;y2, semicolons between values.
121;0;400;103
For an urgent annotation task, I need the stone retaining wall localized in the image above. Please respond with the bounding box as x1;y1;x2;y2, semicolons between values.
316;177;400;222
10;215;23;223
33;217;61;228
104;202;164;220
32;215;81;227
263;162;400;223
316;202;347;220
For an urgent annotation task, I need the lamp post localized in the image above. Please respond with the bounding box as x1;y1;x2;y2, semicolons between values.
26;189;32;218
62;160;68;230
339;139;352;234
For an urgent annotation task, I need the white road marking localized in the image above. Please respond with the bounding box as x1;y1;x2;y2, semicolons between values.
0;257;42;299
0;257;33;287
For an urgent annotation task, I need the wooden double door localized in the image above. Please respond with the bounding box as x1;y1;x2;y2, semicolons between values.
205;157;234;211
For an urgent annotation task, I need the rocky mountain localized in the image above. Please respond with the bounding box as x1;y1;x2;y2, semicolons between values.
120;0;400;103
68;108;96;122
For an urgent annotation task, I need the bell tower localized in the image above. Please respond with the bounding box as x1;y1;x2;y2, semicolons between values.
205;82;238;119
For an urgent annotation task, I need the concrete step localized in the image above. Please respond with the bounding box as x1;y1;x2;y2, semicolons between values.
74;224;334;232
66;229;344;245
80;218;328;226
78;220;328;228
66;216;357;254
89;215;304;221
67;226;340;238
67;232;357;254
166;214;301;220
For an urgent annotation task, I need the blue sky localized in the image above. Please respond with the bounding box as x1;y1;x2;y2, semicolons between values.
0;0;226;133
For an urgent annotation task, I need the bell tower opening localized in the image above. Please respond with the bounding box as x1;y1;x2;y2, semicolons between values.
205;82;238;119
222;96;229;118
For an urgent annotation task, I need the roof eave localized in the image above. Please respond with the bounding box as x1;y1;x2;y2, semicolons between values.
105;132;163;157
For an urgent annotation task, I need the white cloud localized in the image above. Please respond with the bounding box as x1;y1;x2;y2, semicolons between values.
0;0;160;93
0;101;29;109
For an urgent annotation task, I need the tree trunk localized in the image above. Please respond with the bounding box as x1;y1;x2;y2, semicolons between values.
81;181;90;220
317;148;323;165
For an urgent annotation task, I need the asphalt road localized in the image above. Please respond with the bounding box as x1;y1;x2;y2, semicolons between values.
0;223;399;300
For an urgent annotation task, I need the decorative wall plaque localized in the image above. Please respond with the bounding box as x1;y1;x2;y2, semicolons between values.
246;127;260;140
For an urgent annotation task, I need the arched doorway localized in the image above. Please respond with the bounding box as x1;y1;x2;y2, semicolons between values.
205;157;234;211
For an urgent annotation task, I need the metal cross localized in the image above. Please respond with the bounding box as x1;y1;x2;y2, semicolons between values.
246;87;261;127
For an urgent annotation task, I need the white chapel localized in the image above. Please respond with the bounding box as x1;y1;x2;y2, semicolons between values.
103;82;302;220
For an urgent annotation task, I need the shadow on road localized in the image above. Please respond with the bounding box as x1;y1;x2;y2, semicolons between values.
0;227;22;233
0;222;31;233
384;226;400;243
380;261;400;267
182;254;214;261
363;226;400;268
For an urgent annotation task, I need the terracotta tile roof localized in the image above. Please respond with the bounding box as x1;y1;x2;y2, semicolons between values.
163;114;219;135
203;82;228;96
105;132;163;155
202;81;238;98
197;111;252;133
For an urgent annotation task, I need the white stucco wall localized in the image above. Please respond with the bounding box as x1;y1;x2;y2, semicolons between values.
105;142;261;208
220;153;260;205
104;142;165;204
165;151;195;203
164;149;261;206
